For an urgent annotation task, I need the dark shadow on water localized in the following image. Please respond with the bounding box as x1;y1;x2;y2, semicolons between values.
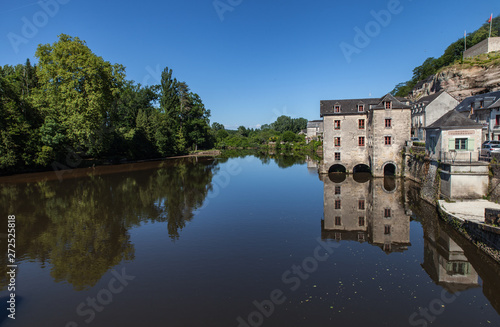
353;172;371;183
383;176;397;192
328;172;347;183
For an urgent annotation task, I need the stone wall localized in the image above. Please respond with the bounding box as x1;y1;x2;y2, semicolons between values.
369;108;411;177
321;115;369;173
464;38;490;58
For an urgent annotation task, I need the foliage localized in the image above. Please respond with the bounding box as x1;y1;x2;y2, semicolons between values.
391;15;500;97
0;34;214;173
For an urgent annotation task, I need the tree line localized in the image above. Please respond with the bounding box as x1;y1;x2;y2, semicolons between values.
391;15;500;97
0;34;214;172
212;115;309;149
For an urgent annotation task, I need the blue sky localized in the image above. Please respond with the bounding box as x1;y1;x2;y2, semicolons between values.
1;0;498;129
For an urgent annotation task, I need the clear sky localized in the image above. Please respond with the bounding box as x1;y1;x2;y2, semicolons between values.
1;0;498;129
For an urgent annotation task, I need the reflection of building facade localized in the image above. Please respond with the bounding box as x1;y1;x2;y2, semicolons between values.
421;218;479;292
321;174;411;253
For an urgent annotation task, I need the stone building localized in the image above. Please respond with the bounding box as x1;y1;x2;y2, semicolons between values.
454;90;500;142
306;120;324;143
321;174;411;253
464;37;500;59
320;94;411;177
411;90;458;140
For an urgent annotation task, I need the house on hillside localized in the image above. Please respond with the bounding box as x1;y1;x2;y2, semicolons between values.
320;94;411;177
454;91;500;142
411;90;459;140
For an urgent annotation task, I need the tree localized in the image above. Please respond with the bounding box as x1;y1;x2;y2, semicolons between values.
212;122;225;131
32;34;125;157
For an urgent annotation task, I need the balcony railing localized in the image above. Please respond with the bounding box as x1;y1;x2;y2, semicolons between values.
438;151;477;164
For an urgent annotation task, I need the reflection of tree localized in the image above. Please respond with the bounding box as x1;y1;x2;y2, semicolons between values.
0;157;217;290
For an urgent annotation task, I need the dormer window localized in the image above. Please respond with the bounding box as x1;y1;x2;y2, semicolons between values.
385;101;392;109
334;105;341;113
358;104;364;112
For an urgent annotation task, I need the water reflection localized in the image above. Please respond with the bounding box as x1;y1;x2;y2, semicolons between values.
0;157;218;291
321;173;411;253
410;192;500;314
421;220;480;293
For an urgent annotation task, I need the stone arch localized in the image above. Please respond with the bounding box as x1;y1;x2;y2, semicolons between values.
383;162;397;176
329;164;347;173
353;164;371;174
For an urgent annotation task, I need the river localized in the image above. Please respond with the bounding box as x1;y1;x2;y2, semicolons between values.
0;153;499;327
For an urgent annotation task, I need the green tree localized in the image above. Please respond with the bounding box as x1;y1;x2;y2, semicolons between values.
32;34;125;157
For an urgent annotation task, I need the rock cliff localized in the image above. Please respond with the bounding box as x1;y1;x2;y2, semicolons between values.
410;54;500;102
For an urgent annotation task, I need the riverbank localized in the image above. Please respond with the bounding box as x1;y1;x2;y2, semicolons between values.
0;150;222;179
437;199;500;263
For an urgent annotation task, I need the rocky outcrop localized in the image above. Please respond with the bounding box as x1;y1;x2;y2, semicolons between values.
410;60;500;102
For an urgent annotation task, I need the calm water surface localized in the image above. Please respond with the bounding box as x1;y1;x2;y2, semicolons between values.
1;153;500;327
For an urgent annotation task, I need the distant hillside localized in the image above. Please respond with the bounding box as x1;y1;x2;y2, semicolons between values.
391;15;500;98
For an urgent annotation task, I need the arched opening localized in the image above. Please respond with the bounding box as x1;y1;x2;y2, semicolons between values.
329;164;347;173
353;164;371;174
384;163;396;176
328;164;347;183
353;164;371;183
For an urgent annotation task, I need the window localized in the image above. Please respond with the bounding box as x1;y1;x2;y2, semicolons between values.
334;105;341;113
383;243;391;252
385;136;392;145
384;208;391;218
385;101;392;109
335;152;341;160
358;119;365;129
335;200;341;209
358;136;365;146
480;100;484;108
496;115;500;126
334;120;341;129
384;225;391;235
358;200;365;210
335;186;341;194
358;104;364;112
358;233;365;241
335;137;341;147
385;118;392;128
358;216;365;226
455;138;467;150
335;216;341;226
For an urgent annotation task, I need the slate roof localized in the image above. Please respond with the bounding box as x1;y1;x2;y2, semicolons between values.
455;90;500;113
413;90;446;106
307;120;323;129
425;110;482;130
320;93;410;117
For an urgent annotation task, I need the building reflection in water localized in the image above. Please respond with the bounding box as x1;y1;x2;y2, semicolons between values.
421;223;480;293
321;173;411;253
